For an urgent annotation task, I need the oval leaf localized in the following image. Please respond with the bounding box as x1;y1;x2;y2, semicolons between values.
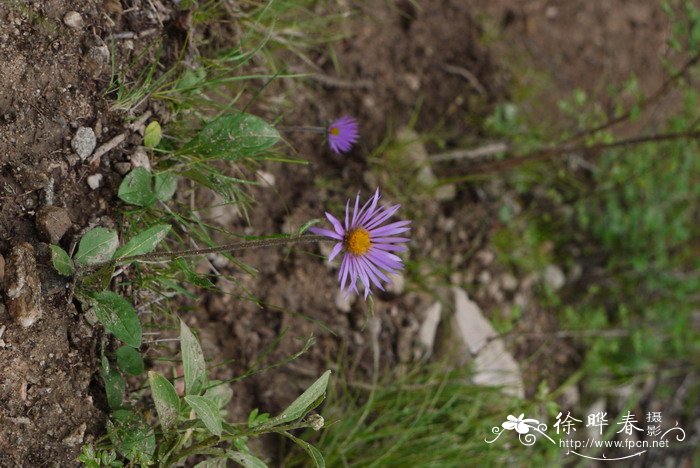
148;371;180;430
180;320;207;395
227;450;267;468
143;121;162;148
107;409;155;463
116;346;145;375
114;224;171;260
92;291;142;347
265;371;331;427
179;114;280;161
101;355;125;410
50;245;74;276
185;395;223;437
118;167;156;207
281;432;324;468
154;172;178;201
74;227;119;266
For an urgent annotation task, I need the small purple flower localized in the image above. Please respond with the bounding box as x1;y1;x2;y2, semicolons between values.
311;189;410;298
327;116;359;154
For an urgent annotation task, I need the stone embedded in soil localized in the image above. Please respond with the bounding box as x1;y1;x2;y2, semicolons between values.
417;302;442;357
113;161;132;175
71;127;96;160
87;173;103;190
385;272;405;294
0;254;4;285
36;205;72;244
452;287;524;398
84;45;110;79
335;289;355;312
63;11;83;29
4;243;43;328
543;264;566;290
130;148;151;170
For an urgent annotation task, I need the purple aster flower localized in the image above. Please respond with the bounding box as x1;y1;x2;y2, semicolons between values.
327;116;359;154
311;189;410;298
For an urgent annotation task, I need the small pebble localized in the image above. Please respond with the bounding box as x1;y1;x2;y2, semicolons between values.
36;206;72;244
71;127;96;160
130;148;151;171
84;45;109;79
63;11;83;29
87;173;103;190
113;162;132;175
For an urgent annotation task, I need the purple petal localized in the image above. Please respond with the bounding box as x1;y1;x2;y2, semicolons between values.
364;204;401;230
370;237;410;243
310;227;343;240
325;212;345;236
328;243;343;262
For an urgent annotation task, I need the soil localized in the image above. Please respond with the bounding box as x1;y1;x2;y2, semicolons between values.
0;0;684;466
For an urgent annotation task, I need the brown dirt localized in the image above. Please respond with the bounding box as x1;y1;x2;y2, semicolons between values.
0;1;180;465
0;0;683;465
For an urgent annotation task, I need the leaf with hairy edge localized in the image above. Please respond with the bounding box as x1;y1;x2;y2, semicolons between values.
282;432;325;468
118;167;156;207
148;371;180;430
50;245;74;276
116;346;144;375
114;224;171;260
263;370;331;427
185;395;223;437
180;320;207;395
107;409;155;463
179;114;279;161
74;227;119;266
92;291;142;347
154;172;178;201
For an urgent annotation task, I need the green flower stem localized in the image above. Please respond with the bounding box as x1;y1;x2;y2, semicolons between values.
117;234;332;264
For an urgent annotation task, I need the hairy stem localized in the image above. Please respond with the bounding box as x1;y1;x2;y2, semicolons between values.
118;234;331;264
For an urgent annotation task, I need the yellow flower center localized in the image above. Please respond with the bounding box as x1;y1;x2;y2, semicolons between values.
345;228;371;255
329;126;340;136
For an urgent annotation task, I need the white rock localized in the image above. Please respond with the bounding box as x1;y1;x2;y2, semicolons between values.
63;11;83;29
87;173;103;190
500;273;518;292
130;148;151;171
453;287;497;355
417;302;441;357
452;287;524;398
335;289;355;313
71;127;96;160
385;272;405;295
544;265;566;290
257;170;276;187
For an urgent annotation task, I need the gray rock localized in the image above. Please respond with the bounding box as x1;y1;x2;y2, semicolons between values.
113;162;132;175
87;173;103;190
84;45;110;79
71;127;96;160
4;243;43;327
452;287;524;398
130;148;151;171
63;11;83;29
544;264;566;290
417;302;442;357
36;206;72;244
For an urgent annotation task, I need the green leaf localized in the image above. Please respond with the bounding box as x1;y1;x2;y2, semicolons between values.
50;245;74;276
143;121;162;148
185;395;223;437
92;291;142;347
107;409;155;463
180;320;206;395
264;370;331;427
179;114;279;161
114;224;171;260
194;458;228;468
154;172;178;201
227;450;267;468
118;167;156;207
101;355;125;410
116;346;144;375
148;371;180;430
298;219;321;235
74;227;119;266
204;381;233;409
281;432;324;468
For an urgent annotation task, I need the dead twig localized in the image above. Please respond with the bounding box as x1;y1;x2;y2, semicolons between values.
89;133;127;165
441;63;488;96
430;142;509;162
